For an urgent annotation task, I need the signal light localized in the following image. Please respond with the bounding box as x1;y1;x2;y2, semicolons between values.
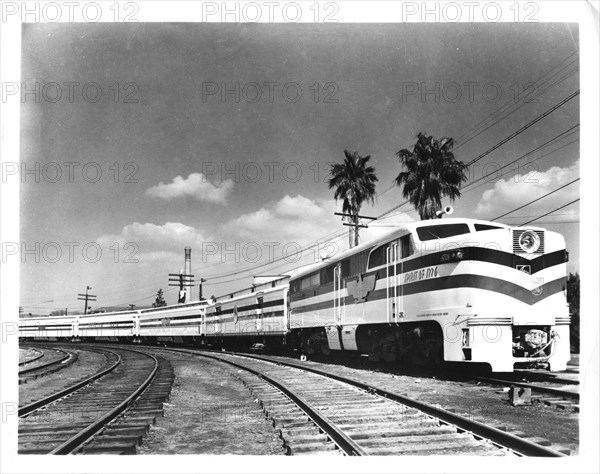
441;250;464;263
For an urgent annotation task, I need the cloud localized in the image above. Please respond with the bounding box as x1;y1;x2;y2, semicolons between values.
475;160;579;223
97;222;211;261
145;173;234;203
220;194;416;257
361;212;416;242
221;194;340;244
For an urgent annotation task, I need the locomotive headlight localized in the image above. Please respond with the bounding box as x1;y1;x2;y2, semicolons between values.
441;250;464;262
518;230;540;254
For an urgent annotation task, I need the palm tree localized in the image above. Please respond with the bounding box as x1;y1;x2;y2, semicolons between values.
328;150;378;247
395;132;467;220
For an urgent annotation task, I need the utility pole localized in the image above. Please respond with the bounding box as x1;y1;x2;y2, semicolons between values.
334;212;376;248
169;247;195;303
198;278;206;300
77;286;97;315
169;270;194;303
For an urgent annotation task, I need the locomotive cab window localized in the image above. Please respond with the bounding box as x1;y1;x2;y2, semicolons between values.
320;265;335;284
400;234;413;258
368;245;386;269
474;223;503;232
416;223;471;241
300;276;311;290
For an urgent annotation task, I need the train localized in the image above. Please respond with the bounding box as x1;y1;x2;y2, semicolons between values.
19;213;571;372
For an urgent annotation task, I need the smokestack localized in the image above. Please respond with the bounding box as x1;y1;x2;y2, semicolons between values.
184;246;192;278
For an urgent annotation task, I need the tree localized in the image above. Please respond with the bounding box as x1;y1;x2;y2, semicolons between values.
328;150;378;247
153;289;167;308
395;132;467;220
566;272;580;353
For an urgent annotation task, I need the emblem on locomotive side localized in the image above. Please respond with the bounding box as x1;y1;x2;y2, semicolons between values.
347;273;377;303
516;265;531;274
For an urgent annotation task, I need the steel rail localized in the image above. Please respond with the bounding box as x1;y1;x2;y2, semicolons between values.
48;348;159;455
19;348;44;366
514;370;579;386
218;351;567;457
19;348;122;417
19;348;71;376
191;350;367;456
476;376;579;401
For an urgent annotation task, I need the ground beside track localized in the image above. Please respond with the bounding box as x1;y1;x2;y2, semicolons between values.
137;350;285;455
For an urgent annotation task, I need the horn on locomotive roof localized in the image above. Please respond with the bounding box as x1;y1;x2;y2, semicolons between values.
435;206;454;218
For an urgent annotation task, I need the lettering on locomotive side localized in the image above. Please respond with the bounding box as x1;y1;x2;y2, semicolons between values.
81;323;127;328
404;266;439;283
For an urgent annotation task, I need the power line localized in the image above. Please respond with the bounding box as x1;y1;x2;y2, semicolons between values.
377;90;579;224
377;123;579;222
520;199;580;226
455;55;579;149
465;89;579;167
336;54;579;213
454;51;578;144
491;178;580;221
376;56;578;203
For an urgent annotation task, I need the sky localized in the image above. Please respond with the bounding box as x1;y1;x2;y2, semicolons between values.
18;22;580;313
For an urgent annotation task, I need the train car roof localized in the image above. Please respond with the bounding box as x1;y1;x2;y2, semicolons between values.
207;281;289;308
288;218;521;281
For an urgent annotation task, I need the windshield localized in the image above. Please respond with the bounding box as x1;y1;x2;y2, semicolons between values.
416;223;471;241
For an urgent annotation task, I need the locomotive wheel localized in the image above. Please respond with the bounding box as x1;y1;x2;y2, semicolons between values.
381;342;397;363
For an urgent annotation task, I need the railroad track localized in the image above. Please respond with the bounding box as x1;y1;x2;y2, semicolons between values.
476;376;579;412
19;347;77;384
19;347;44;366
149;346;568;457
513;365;579;386
18;346;174;455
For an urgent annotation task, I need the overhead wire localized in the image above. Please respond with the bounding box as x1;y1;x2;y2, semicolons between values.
491;178;580;221
520;199;580;226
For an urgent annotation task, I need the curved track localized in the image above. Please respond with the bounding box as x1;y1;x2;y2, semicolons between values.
19;347;44;366
19;347;77;383
18;346;174;455
150;346;568;457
